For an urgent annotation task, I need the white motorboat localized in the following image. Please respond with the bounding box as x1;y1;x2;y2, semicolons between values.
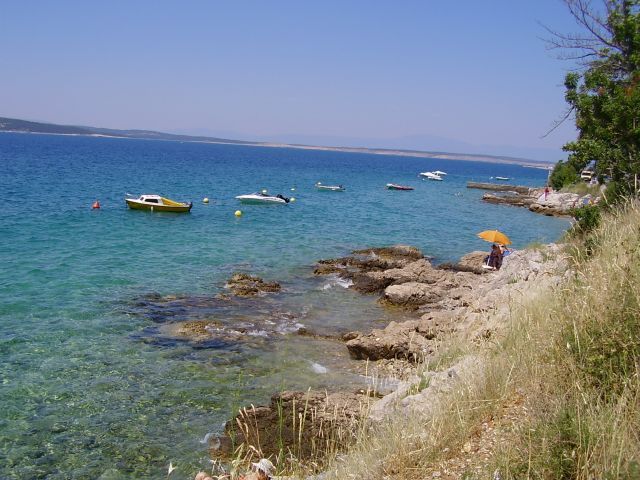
235;192;290;204
315;182;345;191
494;176;510;181
432;170;447;176
419;171;443;181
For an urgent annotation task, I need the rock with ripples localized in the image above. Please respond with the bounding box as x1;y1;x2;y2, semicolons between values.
225;273;281;296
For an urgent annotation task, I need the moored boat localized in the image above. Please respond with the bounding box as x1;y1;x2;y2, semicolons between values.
386;183;414;191
419;171;443;181
235;192;290;204
494;176;510;181
433;170;447;176
125;194;193;212
315;182;345;191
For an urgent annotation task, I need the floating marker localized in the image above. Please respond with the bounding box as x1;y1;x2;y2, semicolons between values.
291;187;296;191
234;210;242;217
290;197;296;202
92;200;101;209
261;189;268;194
203;197;209;204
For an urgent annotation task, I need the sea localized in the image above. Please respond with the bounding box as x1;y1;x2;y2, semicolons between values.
0;132;569;479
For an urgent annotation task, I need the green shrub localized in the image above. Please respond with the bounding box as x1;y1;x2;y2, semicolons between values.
550;161;580;190
571;204;601;234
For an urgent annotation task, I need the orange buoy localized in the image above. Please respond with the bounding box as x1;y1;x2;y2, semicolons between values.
92;200;101;209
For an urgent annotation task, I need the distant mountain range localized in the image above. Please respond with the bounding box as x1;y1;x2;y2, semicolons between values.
0;116;552;167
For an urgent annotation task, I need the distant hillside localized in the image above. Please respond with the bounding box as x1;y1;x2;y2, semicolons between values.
0;117;254;145
0;116;550;167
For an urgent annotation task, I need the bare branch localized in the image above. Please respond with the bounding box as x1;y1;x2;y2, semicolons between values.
540;0;626;69
542;106;576;139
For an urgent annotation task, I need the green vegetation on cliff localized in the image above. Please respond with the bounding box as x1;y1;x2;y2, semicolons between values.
550;0;640;198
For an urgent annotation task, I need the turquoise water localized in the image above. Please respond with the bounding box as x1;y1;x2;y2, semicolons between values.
0;133;568;478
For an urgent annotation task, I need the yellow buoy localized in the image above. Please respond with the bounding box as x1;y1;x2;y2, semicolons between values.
290;197;296;202
203;197;209;204
234;210;242;217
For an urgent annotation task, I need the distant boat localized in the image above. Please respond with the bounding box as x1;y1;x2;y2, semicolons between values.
315;182;345;192
235;192;290;204
419;172;443;181
125;194;193;212
432;170;447;176
495;176;510;181
386;183;414;191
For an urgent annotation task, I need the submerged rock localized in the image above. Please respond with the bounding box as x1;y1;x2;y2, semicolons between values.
225;273;282;297
165;320;222;341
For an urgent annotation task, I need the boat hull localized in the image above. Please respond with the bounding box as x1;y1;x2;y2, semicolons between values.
316;186;345;191
235;195;287;205
386;184;414;190
125;199;192;212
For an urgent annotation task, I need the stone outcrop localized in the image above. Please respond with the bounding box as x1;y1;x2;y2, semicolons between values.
340;245;568;362
446;250;491;273
466;182;533;194
212;243;571;462
314;245;429;294
529;191;593;216
345;310;457;362
212;390;373;458
225;273;281;296
482;191;537;208
368;355;483;422
480;187;598;217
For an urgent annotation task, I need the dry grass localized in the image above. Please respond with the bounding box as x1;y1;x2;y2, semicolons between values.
309;201;640;479
561;182;602;197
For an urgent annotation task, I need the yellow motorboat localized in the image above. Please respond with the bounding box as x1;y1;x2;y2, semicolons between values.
125;194;193;213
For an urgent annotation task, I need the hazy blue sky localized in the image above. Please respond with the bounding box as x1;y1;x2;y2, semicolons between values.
1;1;583;161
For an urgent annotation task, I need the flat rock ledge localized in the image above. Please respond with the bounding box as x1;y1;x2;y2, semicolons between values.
483;189;598;217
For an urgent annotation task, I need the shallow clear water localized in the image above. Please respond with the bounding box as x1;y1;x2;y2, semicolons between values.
0;133;568;478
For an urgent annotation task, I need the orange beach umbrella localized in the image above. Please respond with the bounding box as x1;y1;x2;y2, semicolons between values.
477;229;512;245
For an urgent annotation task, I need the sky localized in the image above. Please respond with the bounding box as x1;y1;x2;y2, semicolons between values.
0;1;584;161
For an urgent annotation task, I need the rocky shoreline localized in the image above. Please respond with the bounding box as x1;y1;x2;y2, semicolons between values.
209;243;570;465
468;181;599;217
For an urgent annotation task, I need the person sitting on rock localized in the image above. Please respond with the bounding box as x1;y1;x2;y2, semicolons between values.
497;244;510;269
487;244;502;270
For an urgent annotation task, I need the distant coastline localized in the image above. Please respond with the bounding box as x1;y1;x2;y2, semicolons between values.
0;116;553;169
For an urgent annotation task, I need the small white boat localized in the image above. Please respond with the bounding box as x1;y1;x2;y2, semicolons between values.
433;170;447;176
495;176;510;181
235;192;290;204
419;172;443;181
315;182;345;192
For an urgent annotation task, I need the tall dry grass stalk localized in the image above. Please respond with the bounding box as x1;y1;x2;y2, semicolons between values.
315;201;640;479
